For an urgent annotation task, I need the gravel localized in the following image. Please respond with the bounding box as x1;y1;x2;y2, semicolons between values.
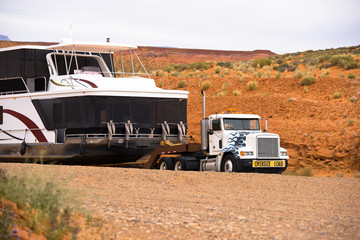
1;163;359;239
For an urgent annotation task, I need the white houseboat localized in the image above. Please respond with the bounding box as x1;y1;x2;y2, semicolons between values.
0;41;188;164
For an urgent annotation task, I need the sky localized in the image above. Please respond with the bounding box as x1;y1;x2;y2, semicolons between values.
0;0;359;54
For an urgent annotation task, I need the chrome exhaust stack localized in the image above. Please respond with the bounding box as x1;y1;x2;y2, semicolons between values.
201;91;209;151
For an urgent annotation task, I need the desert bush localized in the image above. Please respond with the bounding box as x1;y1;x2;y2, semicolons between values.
155;70;165;77
303;86;309;93
330;55;358;70
348;73;356;79
339;73;345;78
320;69;330;78
300;76;317;86
275;71;281;79
216;61;233;69
333;91;343;99
247;81;258;91
0;171;79;238
282;171;293;176
296;167;313;177
232;90;242;96
288;96;296;102
251;58;272;68
216;91;226;97
176;80;187;88
294;69;304;79
191;62;211;71
200;80;211;91
215;67;221;74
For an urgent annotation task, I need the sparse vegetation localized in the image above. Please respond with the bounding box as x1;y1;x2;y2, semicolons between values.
232;90;242;96
348;73;356;79
0;169;81;239
296;167;313;177
246;81;258;91
176;80;187;88
333;91;343;99
282;171;293;176
303;87;309;93
320;69;330;78
288;96;296;102
200;80;211;91
294;69;304;79
300;76;317;86
251;58;272;68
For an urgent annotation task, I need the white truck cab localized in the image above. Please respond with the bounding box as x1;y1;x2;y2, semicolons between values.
201;113;289;173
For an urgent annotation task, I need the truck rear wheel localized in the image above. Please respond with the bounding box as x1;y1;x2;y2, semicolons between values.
174;157;187;171
222;155;236;172
159;157;174;170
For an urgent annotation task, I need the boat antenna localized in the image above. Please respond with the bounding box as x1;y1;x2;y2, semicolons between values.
69;24;73;41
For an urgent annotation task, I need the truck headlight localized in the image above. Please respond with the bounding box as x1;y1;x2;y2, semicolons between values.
280;151;288;156
240;151;254;156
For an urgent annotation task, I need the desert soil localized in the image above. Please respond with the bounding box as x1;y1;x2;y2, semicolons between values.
1;163;359;240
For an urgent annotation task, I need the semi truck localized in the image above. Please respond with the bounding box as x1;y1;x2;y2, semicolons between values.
136;91;289;173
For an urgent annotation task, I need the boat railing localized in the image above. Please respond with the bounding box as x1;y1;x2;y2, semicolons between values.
0;76;48;95
65;120;187;142
113;72;151;78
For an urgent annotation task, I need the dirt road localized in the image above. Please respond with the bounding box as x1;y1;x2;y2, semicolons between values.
1;163;359;239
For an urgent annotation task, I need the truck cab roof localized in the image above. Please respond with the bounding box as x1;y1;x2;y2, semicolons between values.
208;113;261;119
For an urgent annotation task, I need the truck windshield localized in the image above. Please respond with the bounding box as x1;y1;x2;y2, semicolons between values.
223;118;260;130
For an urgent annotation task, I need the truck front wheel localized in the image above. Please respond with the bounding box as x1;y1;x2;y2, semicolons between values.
221;155;236;172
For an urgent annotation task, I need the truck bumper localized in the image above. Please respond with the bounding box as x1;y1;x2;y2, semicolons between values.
235;159;288;173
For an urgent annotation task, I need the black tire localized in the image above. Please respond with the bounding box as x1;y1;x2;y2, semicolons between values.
174;157;187;171
221;154;236;172
159;157;174;170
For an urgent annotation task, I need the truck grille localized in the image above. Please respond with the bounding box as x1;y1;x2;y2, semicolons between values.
257;137;279;158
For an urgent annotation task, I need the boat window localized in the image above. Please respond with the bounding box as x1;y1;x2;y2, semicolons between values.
49;53;111;77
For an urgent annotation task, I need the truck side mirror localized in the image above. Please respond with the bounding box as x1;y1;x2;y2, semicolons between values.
208;129;214;135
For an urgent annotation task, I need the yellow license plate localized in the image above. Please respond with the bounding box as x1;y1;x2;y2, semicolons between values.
252;160;285;168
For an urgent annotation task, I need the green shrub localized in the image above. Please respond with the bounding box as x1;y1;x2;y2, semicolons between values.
216;61;233;69
216;91;226;97
330;55;358;69
296;167;313;177
294;69;304;79
215;67;221;74
201;80;211;91
333;91;343;99
176;80;187;88
282;171;293;176
275;71;281;79
349;96;358;102
155;70;164;77
320;69;330;78
348;73;356;79
232;90;242;96
247;81;258;91
251;58;272;68
300;76;317;86
0;170;79;238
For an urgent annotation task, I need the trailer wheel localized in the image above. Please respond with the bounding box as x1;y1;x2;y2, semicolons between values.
174;157;187;171
222;155;236;172
159;157;174;170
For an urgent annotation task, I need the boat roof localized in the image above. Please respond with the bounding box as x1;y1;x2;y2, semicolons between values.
0;41;137;53
45;41;137;52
